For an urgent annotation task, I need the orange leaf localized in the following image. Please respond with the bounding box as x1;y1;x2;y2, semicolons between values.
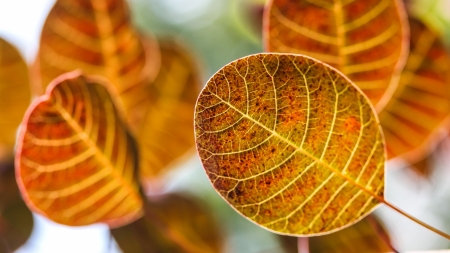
378;17;450;162
195;53;385;235
264;0;409;111
15;71;143;227
34;0;160;118
135;39;202;187
111;194;223;253
0;38;31;159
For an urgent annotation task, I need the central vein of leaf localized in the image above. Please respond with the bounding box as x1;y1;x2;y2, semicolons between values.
333;0;346;68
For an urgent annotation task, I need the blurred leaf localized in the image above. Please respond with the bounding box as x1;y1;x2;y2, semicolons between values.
15;72;143;227
135;39;201;187
264;0;409;111
111;193;223;253
0;161;33;253
34;0;160;119
279;215;394;253
379;17;450;163
195;53;385;235
0;38;31;159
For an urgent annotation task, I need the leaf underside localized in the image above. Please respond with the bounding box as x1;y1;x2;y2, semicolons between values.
195;53;385;236
379;18;450;162
16;72;143;227
0;38;31;154
265;0;408;110
35;0;160;117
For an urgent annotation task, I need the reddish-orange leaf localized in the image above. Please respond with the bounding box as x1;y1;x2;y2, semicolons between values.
378;18;450;162
264;0;409;111
279;215;393;253
111;194;223;253
33;0;160;118
0;38;31;159
15;71;143;227
195;53;385;236
135;39;202;186
0;162;34;253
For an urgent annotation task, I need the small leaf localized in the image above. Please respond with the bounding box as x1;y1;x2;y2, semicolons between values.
195;53;385;235
15;71;143;227
378;17;450;162
0;161;34;253
0;38;31;157
279;215;393;253
34;0;160;117
135;39;202;185
111;193;223;253
264;0;409;110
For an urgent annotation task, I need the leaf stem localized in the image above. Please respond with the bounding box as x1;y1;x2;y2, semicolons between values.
297;237;309;253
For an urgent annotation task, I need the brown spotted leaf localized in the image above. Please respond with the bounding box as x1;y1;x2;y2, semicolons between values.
0;38;31;158
0;161;34;253
15;71;143;227
34;0;160;119
264;0;409;111
279;215;393;253
378;18;450;162
135;39;202;186
111;194;223;253
195;53;385;236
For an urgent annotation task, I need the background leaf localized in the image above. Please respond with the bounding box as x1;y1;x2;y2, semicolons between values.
34;0;160;118
264;0;409;111
378;17;450;163
0;38;31;159
135;38;202;187
111;193;223;253
16;72;143;227
195;53;385;235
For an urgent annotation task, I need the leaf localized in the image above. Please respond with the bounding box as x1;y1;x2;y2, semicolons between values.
279;215;394;253
264;0;409;111
378;17;450;162
195;53;385;235
0;38;31;158
135;39;202;185
34;0;160;118
0;161;34;253
111;193;223;253
15;71;143;227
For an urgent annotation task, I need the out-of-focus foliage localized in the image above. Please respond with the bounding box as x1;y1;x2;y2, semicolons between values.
111;193;223;253
16;72;143;227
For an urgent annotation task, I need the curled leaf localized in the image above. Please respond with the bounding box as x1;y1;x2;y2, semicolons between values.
0;38;31;158
34;0;160;117
111;193;223;253
378;18;450;162
195;53;385;236
264;0;409;110
15;71;143;227
136;39;202;186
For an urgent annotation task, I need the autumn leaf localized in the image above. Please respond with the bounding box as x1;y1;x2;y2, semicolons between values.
33;0;160;118
135;39;202;187
279;215;394;253
264;0;409;111
15;71;143;227
0;38;31;160
195;53;385;235
378;17;450;163
111;193;223;253
0;161;33;253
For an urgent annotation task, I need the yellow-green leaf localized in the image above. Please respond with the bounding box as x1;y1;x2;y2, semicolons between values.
195;53;385;236
111;193;223;253
136;39;202;186
0;38;31;158
15;71;143;227
34;0;160;118
264;0;409;111
379;17;450;162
